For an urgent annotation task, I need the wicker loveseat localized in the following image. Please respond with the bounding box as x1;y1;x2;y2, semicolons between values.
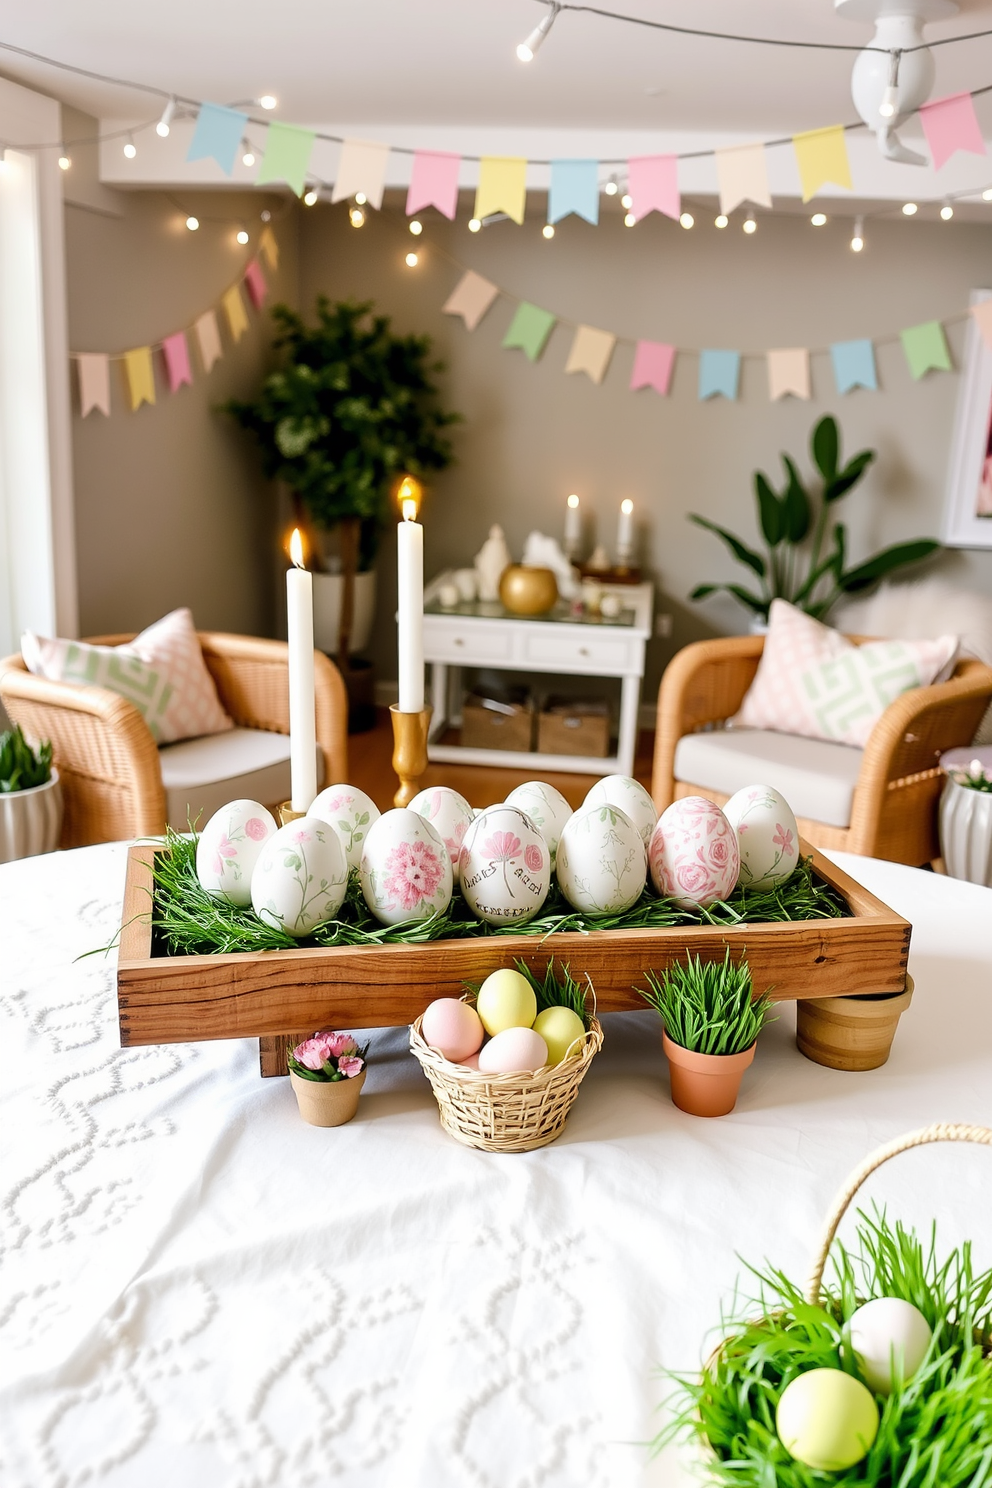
0;632;348;848
651;634;992;865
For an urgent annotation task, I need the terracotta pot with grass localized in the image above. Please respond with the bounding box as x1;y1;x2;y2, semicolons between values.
638;950;773;1118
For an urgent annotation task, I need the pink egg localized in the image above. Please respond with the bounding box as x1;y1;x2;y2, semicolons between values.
459;1051;481;1071
477;1026;549;1075
648;796;740;908
421;998;485;1063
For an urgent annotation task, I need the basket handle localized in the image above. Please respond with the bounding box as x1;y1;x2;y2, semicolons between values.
806;1123;992;1304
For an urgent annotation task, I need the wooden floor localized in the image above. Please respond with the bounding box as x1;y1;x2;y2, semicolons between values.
346;709;656;813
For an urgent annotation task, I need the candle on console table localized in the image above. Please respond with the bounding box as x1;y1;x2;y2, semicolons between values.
564;492;581;557
396;476;425;714
287;527;317;813
616;498;635;565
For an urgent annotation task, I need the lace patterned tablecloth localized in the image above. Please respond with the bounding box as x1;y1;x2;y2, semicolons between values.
2;844;992;1488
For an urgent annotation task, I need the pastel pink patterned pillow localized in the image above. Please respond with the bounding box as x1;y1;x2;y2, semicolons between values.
732;599;958;749
22;607;233;745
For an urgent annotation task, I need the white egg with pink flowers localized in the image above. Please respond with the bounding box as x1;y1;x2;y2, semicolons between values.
360;809;453;926
722;784;800;892
459;805;550;926
648;796;740;909
408;785;475;884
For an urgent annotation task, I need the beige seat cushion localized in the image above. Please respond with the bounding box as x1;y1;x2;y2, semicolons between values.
674;727;863;829
159;728;325;831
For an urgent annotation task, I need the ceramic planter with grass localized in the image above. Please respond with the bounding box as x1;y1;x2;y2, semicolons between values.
286;1030;369;1127
0;726;61;864
638;949;773;1118
939;750;992;888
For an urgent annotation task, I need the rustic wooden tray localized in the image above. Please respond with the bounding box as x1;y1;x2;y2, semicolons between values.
117;840;911;1074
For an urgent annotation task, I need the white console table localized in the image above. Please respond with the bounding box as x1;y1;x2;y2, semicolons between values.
423;573;654;777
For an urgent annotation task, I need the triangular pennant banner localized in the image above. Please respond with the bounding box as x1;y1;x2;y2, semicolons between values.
767;347;810;401
161;331;192;393
187;103;247;175
258;224;279;270
195;310;223;371
792;125;852;202
715;143;772;214
332;139;390;209
565;325;616;384
549;160;599;226
831;339;877;394
77;353;110;416
442;270;499;331
919;92;986;171
223;285;249;342
123;347;155;410
502;302;556;361
475;157;527;224
699;349;740;401
901;321;952;379
257;121;316;197
630;340;675;396
969;299;992;352
628;154;679;222
407;150;460;219
243;259;267;309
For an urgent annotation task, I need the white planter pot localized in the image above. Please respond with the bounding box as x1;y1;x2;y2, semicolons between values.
312;571;377;656
939;777;992;887
0;770;63;864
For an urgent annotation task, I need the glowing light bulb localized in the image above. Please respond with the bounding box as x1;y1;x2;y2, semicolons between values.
355;192;367;206
516;7;559;62
259;95;277;110
409;219;423;235
941;202;954;220
851;216;865;253
156;98;176;137
902;201;918;216
679;212;694;229
621;193;632;209
984;188;992;202
715;213;728;229
567;493;579;509
879;84;899;119
123;138;137;159
811;212;827;227
260;208;271;221
405;250;418;266
350;207;365;228
242;147;255;167
624;212;635;227
604;179;618;196
743;212;757;234
58;153;71;171
186;215;199;231
468;217;481;232
303;188;318;205
236;228;250;244
542;223;555;238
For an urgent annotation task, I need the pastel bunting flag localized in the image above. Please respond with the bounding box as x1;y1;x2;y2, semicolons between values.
161;331;192;393
502;302;556;361
195;309;223;371
831;338;877;394
901;321;951;380
969;298;992;351
715;142;772;214
124;347;155;410
565;325;616;384
258;224;279;270
77;353;110;417
699;349;740;401
442;270;499;330
406;150;460;219
549;160;599;225
628;154;679;222
257;121;316;197
792;125;852;202
332;139;390;209
223;285;249;342
475;157;527;224
243;259;267;309
630;340;675;396
919;92;986;171
187;103;247;176
767;347;810;401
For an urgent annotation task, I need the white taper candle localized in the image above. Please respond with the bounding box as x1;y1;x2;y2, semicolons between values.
287;528;317;812
617;498;634;563
397;481;425;713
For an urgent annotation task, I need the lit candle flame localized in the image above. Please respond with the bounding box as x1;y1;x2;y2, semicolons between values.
567;493;579;509
289;527;305;568
397;474;422;520
621;499;634;516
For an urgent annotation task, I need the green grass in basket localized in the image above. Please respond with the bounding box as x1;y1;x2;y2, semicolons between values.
656;1208;992;1487
515;959;590;1026
150;830;848;957
638;949;774;1056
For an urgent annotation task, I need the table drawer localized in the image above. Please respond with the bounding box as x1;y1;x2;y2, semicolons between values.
520;630;637;671
425;620;514;664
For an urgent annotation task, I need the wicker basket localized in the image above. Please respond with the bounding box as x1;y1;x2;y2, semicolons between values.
409;1006;604;1153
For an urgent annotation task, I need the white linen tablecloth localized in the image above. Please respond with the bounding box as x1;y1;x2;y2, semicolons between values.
1;845;991;1488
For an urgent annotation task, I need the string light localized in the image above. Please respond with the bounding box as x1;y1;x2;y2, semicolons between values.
940;200;954;220
623;211;636;227
542;223;555;238
743;211;757;234
260;209;271;221
303;188;319;205
902;201;918;215
851;215;864;252
156;98;176;137
468;217;481;232
350;207;365;228
58;151;71;170
878;49;901;119
123;135;136;159
186;215;199;231
811;211;827;226
236;228;249;244
355;192;367;206
621;193;633;209
679;211;694;229
604;177;619;196
242;143;255;167
984;188;992;202
258;95;277;110
516;3;560;61
715;213;728;229
405;250;418;267
409;219;423;235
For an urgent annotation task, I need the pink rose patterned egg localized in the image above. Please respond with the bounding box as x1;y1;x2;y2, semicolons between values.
250;817;348;936
309;784;381;873
408;785;475;884
556;801;647;915
504;781;573;867
722;784;800;891
459;805;550;926
583;774;658;846
359;809;453;927
648;797;740;908
421;998;485;1063
477;1026;549;1076
196;798;277;907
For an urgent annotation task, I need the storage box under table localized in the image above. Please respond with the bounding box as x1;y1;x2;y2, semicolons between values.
537;696;610;758
460;692;535;752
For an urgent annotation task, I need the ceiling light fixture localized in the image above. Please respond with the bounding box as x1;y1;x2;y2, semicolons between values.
811;212;827;226
258;95;277;110
851;214;865;251
405;251;419;267
409;219;423;235
714;213;729;229
186;215;199;231
303;188;319;205
236;228;249;244
940;200;954;219
679;211;694;229
542;223;555;238
516;3;560;61
156;98;176;137
743;211;757;234
123;135;136;159
902;200;918;215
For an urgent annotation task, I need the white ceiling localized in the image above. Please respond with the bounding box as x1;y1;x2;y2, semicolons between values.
3;0;992;135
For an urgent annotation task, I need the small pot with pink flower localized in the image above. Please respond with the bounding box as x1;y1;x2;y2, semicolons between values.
287;1030;370;1126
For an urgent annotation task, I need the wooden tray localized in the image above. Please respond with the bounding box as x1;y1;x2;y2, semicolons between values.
117;841;911;1073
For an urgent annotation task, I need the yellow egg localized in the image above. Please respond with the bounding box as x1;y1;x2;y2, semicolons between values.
477;969;537;1035
776;1368;879;1472
533;1006;586;1064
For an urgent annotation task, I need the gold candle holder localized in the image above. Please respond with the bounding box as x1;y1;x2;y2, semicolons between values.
278;802;307;826
390;703;432;808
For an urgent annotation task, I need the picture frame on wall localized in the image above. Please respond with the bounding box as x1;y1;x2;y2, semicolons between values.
943;288;992;549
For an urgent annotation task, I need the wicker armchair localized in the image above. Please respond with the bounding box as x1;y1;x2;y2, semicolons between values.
0;632;348;848
651;634;992;865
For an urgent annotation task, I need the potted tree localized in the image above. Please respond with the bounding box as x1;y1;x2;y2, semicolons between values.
0;724;61;863
638;949;773;1116
225;298;459;729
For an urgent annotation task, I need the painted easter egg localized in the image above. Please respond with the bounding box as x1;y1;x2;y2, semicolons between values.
477;1026;549;1076
532;1006;586;1064
250;817;348;936
458;806;550;926
408;785;475;884
583;774;658;846
309;784;381;873
776;1368;878;1472
555;801;647;915
504;781;573;867
421;998;486;1063
196;799;277;907
848;1297;932;1396
722;784;800;892
476;968;537;1035
648;797;740;909
359;809;452;927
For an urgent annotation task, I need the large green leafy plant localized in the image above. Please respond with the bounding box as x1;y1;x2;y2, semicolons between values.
225;297;459;669
691;415;940;622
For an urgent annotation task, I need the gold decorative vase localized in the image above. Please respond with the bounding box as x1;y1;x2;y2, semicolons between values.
499;565;558;617
390;704;432;808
